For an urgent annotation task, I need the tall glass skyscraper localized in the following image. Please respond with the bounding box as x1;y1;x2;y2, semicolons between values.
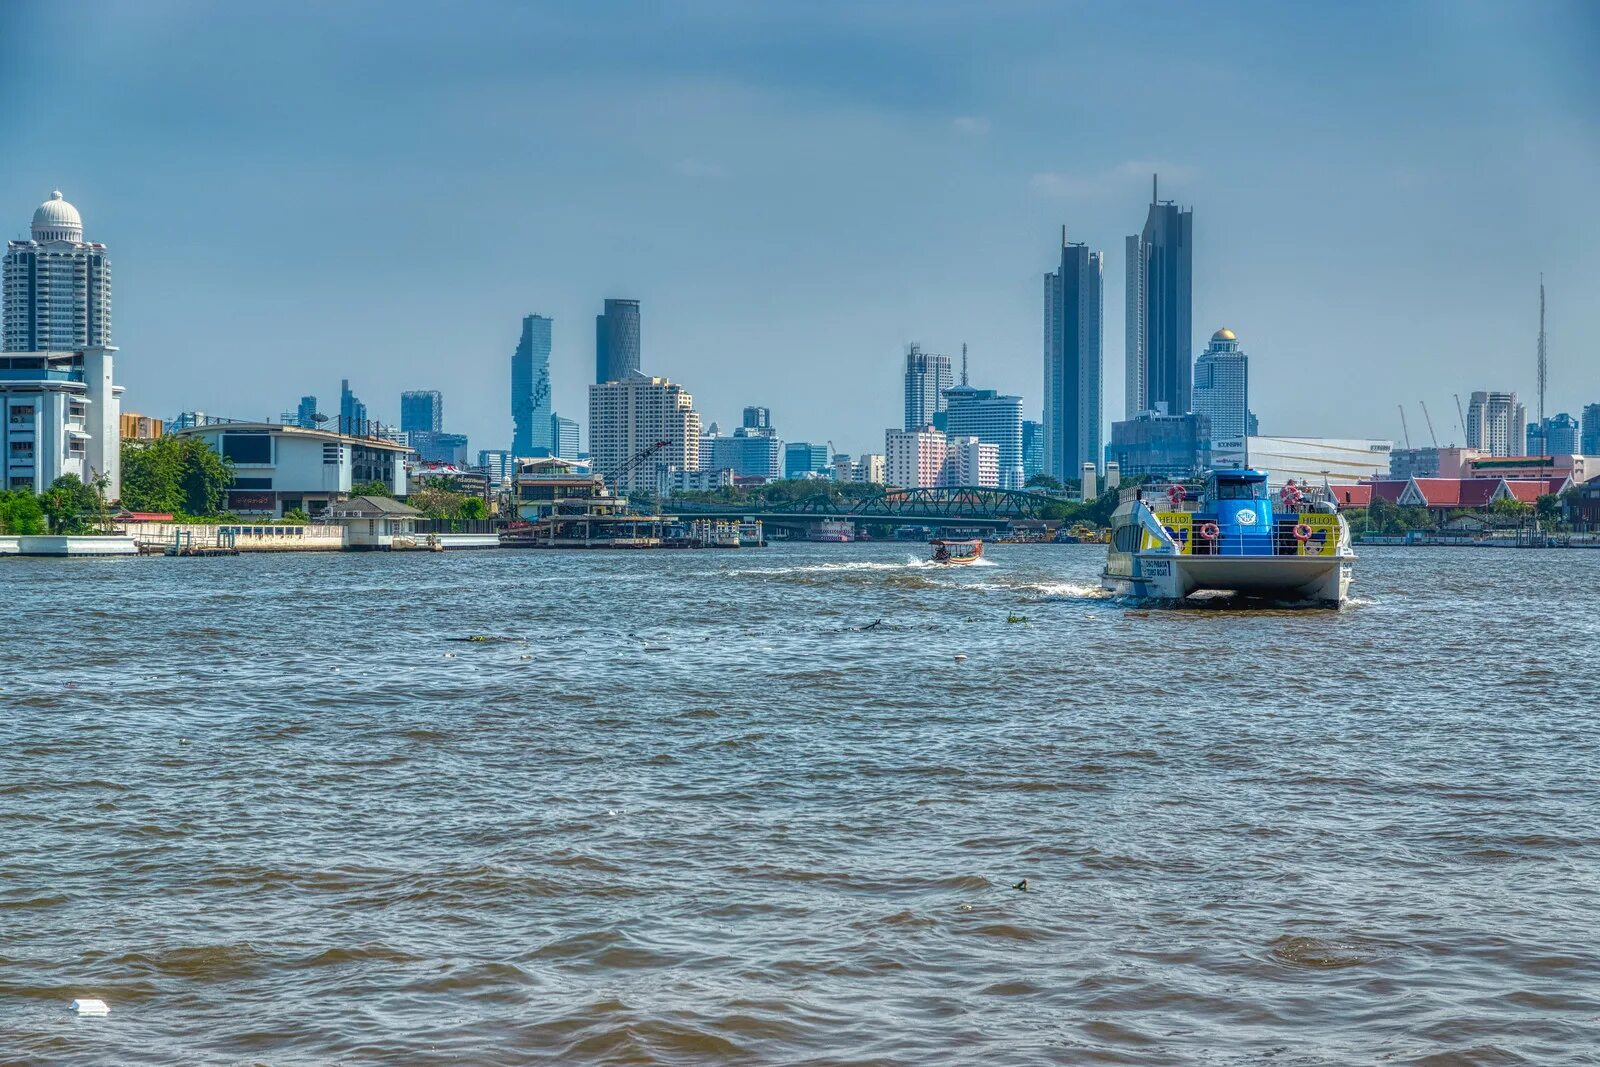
944;383;1026;490
4;190;112;351
1192;328;1249;445
552;414;580;459
903;344;953;430
512;314;553;456
1125;175;1193;418
1043;228;1103;479
595;298;641;384
296;395;318;429
1582;404;1600;455
401;390;443;434
1021;419;1043;483
339;379;368;436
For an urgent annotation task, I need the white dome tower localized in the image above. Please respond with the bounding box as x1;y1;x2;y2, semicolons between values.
31;191;84;243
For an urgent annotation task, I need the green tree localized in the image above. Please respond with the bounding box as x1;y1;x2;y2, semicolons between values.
1535;493;1562;527
1489;495;1532;517
0;489;46;534
352;480;392;498
457;497;488;520
282;507;310;524
39;475;106;534
1025;473;1062;490
120;436;233;515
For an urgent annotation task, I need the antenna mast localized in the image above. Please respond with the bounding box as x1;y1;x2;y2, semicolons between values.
961;343;968;387
1536;275;1547;454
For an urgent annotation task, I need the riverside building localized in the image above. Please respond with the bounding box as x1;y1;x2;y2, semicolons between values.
587;374;700;493
0;347;122;495
4;191;112;352
172;421;409;517
886;427;947;489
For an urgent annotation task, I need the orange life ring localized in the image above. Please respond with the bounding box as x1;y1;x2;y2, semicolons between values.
1167;484;1186;504
1293;523;1313;541
1200;521;1219;540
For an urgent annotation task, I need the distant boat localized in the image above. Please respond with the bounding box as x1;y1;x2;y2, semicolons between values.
810;519;855;543
930;538;984;565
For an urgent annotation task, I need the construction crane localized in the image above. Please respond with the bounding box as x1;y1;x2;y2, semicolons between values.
1454;393;1468;445
610;439;672;493
1419;401;1439;447
1397;404;1412;450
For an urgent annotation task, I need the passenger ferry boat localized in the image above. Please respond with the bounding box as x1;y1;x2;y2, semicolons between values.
929;538;984;565
1102;469;1354;606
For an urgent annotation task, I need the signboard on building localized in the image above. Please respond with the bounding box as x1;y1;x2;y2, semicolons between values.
228;491;275;512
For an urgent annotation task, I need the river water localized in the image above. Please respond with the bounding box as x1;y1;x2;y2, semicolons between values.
4;544;1599;1064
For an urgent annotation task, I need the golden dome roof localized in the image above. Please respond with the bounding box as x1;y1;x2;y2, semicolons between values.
1212;328;1237;342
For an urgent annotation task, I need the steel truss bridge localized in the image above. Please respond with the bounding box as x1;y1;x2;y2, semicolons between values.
668;487;1060;528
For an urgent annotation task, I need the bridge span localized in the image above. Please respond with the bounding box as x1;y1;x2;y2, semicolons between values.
666;486;1063;529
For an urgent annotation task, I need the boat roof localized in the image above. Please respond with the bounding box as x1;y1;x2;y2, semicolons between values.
1212;468;1269;481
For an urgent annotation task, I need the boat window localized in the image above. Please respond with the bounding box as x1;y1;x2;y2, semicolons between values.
1216;481;1266;500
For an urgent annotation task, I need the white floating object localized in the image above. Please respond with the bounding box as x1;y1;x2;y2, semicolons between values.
954;654;968;661
72;998;110;1016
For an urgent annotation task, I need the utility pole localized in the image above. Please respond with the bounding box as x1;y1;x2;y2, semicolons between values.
1419;402;1439;447
1536;275;1548;455
1397;404;1412;450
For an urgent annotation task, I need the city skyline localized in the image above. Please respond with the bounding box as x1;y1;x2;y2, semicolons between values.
2;3;1596;456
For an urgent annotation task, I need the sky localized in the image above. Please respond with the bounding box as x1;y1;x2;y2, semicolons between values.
2;1;1596;456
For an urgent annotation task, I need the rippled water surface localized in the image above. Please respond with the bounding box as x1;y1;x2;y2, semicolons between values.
5;544;1600;1064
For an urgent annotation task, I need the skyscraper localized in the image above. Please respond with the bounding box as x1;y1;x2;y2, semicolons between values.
588;374;700;493
595;298;641;384
1021;419;1043;483
552;414;580;459
1125;176;1193;418
1044;228;1104;479
512;314;553;456
742;406;771;430
903;344;953;431
1582;404;1600;455
296;395;318;429
4;191;112;351
401;390;443;434
1527;413;1579;455
1466;391;1526;457
1192;328;1250;445
339;379;368;436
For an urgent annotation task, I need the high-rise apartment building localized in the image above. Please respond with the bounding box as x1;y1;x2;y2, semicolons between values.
1465;391;1526;457
1043;228;1103;478
742;406;771;430
944;383;1025;489
4;191;112;352
478;449;515;490
903;344;953;431
711;428;783;480
552;414;580;459
0;347;121;495
886;427;947;489
296;395;318;429
401;390;443;434
1125;176;1193;418
1582;404;1600;455
587;375;700;493
512;314;553;456
945;435;1000;488
338;379;368;437
1192;328;1249;445
595;299;641;384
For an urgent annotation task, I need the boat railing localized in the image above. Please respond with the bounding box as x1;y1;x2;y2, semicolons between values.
1155;523;1346;558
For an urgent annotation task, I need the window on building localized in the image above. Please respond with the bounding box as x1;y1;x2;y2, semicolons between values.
222;433;273;464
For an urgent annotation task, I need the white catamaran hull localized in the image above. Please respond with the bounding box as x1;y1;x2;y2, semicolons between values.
1101;552;1353;606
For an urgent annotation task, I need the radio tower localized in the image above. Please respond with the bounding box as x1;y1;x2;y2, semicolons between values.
1536;276;1547;455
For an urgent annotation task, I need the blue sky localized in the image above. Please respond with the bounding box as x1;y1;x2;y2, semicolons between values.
3;1;1595;455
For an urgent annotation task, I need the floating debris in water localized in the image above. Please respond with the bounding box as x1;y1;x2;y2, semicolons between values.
446;635;528;644
71;998;109;1016
1006;614;1028;625
1012;878;1029;892
954;654;968;662
958;903;973;912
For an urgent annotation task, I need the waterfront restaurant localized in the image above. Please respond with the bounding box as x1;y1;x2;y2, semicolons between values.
172;420;410;518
